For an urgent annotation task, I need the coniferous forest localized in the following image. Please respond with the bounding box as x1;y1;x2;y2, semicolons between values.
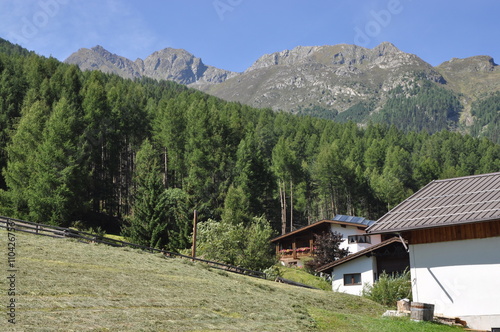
1;38;500;252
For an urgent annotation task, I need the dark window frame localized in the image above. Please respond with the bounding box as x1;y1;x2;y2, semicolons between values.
343;273;362;286
348;235;371;244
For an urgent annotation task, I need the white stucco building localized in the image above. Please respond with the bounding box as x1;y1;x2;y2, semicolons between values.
366;172;500;331
317;237;409;295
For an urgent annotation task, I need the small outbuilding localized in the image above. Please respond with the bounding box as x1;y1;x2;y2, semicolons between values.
366;172;500;331
316;237;409;295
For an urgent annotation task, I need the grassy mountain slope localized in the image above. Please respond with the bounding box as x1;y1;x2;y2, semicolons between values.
0;230;462;331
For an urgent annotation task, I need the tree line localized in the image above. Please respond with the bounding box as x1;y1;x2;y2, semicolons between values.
1;38;499;253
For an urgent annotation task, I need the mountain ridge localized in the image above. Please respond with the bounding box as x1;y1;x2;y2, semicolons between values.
65;42;500;134
65;45;238;85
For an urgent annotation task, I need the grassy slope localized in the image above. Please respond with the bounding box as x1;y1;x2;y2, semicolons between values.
0;231;462;331
277;266;332;291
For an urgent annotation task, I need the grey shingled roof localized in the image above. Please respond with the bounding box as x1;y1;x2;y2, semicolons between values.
367;172;500;234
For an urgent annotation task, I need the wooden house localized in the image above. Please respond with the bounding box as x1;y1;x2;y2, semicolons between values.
366;172;500;331
271;215;381;266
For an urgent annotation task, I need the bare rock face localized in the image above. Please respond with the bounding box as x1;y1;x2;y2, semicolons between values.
438;55;497;73
141;48;205;84
245;46;321;71
65;46;237;85
245;42;422;71
203;42;444;112
65;46;142;79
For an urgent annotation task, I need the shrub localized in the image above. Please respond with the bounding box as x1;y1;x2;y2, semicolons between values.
263;265;282;280
305;231;349;271
362;269;411;307
197;216;276;271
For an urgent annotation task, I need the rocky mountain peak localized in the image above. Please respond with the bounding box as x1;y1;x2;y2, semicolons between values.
200;42;448;113
90;45;109;55
245;42;420;73
64;46;142;79
244;46;320;72
438;55;498;73
372;41;401;56
142;47;206;84
65;45;237;86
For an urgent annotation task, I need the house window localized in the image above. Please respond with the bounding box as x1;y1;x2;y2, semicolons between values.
344;273;362;286
348;235;371;244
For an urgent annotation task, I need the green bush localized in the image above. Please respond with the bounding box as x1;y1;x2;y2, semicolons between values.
362;269;411;307
196;216;276;271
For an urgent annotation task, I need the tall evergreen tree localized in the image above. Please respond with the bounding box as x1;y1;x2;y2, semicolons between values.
81;71;113;213
272;136;301;234
124;139;168;248
153;97;187;188
124;139;190;250
2;101;50;219
27;97;86;224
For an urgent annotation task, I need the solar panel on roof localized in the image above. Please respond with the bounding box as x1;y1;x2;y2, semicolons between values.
333;214;375;227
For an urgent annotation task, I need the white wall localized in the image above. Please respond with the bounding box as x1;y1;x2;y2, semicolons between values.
410;236;500;331
331;255;375;296
330;224;382;254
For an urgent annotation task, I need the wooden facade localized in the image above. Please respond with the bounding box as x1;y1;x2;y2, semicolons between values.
272;220;332;261
274;231;320;260
404;219;500;245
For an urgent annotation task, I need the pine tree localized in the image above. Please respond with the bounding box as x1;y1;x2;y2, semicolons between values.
153;97;187;188
26;97;86;224
125;139;169;248
221;185;250;226
272;137;300;234
234;130;274;219
81;71;112;213
3;101;50;219
124;139;190;250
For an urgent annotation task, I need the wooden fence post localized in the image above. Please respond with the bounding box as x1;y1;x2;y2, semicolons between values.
191;210;198;258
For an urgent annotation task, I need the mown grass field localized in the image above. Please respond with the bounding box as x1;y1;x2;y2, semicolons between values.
276;265;332;291
0;230;463;331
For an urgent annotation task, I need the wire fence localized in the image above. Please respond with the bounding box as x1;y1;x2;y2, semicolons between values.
0;215;267;279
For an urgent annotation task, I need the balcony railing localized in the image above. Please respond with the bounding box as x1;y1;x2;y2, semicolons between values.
279;247;315;259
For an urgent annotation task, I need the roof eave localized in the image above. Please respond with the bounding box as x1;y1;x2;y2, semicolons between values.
270;219;369;242
316;237;403;273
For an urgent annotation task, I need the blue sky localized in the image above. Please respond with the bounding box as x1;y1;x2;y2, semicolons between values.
0;0;498;73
